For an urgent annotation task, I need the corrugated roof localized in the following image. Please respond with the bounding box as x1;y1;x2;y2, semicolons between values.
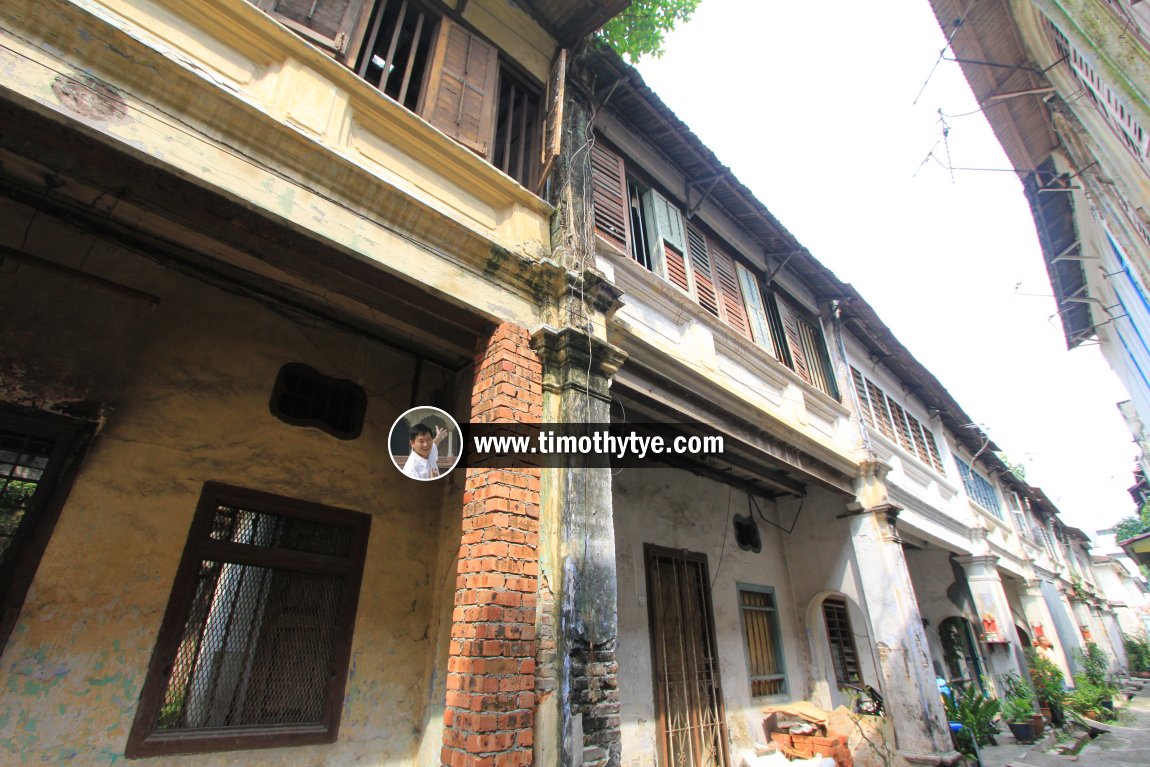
516;0;630;47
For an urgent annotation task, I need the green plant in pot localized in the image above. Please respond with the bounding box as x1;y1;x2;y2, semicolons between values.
1066;674;1118;722
1071;642;1118;714
942;683;1000;756
1000;672;1040;743
1026;649;1066;726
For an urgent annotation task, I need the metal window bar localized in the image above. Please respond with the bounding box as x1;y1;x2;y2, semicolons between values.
823;597;862;687
358;0;432;111
0;429;54;571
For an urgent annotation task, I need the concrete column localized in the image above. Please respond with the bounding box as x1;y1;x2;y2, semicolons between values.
1018;579;1073;682
848;462;958;765
954;555;1026;683
532;326;626;767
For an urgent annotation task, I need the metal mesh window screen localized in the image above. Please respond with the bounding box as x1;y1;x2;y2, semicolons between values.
128;484;369;758
0;429;54;570
158;562;344;729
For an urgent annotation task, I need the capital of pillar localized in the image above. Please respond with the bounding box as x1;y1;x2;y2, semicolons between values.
954;554;1001;582
853;458;895;510
530;325;627;407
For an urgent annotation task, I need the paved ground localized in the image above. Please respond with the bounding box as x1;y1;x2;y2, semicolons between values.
976;686;1150;767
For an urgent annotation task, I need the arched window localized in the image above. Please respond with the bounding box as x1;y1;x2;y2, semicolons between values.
822;596;862;688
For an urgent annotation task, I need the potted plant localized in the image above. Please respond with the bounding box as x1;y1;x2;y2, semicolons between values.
1072;642;1117;713
942;683;1000;757
1000;672;1039;743
1026;649;1066;726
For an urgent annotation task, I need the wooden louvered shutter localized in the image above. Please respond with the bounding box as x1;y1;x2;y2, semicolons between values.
642;190;690;292
851;367;873;427
865;380;895;439
687;226;720;317
889;401;915;452
259;0;366;55
736;262;774;353
709;245;751;339
421;19;499;156
590;143;629;254
774;295;809;379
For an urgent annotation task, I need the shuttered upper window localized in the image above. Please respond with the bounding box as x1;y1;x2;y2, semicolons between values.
126;483;370;757
589;141;840;399
253;0;546;188
850;367;944;473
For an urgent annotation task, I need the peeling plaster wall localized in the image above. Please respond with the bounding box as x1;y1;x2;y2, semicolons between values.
611;468;852;765
0;205;465;765
781;488;879;711
905;548;972;680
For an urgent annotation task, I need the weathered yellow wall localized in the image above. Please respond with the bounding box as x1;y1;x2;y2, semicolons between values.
0;0;554;331
0;196;468;765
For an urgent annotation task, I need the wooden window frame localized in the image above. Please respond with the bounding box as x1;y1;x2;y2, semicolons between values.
822;596;863;689
126;483;370;759
0;406;92;651
737;584;787;699
954;457;1004;518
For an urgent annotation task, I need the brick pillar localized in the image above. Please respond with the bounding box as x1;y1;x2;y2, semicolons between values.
442;323;542;767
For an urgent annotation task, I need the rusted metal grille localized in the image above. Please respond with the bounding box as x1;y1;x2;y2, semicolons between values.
823;597;862;688
0;429;54;572
738;588;785;698
646;546;729;767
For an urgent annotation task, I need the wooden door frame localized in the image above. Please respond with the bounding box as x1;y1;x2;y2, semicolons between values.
643;543;730;767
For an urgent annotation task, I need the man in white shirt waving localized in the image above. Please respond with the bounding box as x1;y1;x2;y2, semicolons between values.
402;422;449;480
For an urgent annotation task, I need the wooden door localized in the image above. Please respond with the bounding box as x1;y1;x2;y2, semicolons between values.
645;545;729;767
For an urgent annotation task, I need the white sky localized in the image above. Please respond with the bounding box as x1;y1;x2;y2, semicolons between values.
634;0;1139;535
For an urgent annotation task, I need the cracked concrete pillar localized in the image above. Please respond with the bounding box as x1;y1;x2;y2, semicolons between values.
955;554;1025;684
1018;578;1073;682
532;326;626;767
848;470;957;763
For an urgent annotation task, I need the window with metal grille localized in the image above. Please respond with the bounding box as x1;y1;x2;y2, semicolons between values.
0;409;89;650
492;66;541;188
127;483;369;758
738;586;786;698
822;596;862;689
954;457;1003;519
270;363;366;440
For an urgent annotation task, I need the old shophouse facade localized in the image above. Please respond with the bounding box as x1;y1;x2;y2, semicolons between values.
0;1;1140;766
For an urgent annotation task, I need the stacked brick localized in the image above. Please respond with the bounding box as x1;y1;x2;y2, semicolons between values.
768;728;853;767
442;324;543;767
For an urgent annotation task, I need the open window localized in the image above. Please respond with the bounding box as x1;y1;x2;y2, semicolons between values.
253;0;549;188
